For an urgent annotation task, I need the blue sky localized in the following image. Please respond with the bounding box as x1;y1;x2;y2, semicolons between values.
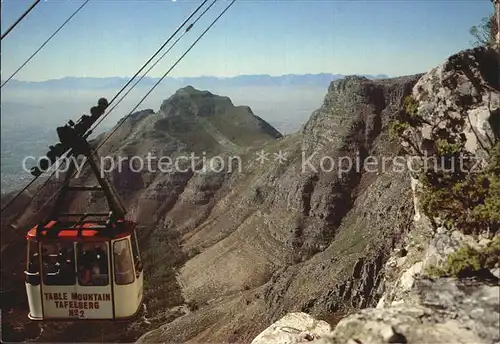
0;0;493;81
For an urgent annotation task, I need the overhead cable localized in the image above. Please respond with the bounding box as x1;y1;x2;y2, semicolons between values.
0;0;211;214
93;0;236;152
105;0;211;107
1;0;90;88
22;0;237;227
93;0;219;129
1;0;41;40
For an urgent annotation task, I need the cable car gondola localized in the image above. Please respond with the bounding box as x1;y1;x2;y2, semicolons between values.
24;98;144;321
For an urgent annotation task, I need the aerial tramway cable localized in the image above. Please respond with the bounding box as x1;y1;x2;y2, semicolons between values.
104;0;211;108
92;0;219;131
1;0;41;40
1;0;90;88
0;0;211;214
20;0;237;227
1;0;90;210
94;0;236;152
2;0;234;224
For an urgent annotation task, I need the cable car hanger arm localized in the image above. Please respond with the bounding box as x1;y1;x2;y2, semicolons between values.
32;98;125;230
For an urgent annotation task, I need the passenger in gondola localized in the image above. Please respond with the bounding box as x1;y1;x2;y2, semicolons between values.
82;246;97;270
57;246;67;262
91;261;103;285
92;261;100;275
28;253;40;273
41;247;49;270
94;244;108;274
49;255;59;274
78;264;92;285
58;248;75;284
77;243;94;285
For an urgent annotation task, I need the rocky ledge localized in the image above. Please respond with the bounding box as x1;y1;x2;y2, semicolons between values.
250;46;500;344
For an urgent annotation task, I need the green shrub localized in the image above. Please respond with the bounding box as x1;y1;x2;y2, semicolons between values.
404;95;418;117
425;236;500;278
482;235;500;267
470;14;497;47
393;92;499;236
420;143;500;235
402;95;426;127
488;143;500;173
442;246;481;276
389;120;410;139
190;247;202;257
435;139;462;157
388;95;422;140
186;300;200;311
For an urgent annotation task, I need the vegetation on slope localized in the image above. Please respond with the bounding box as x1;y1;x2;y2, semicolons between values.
420;142;500;235
426;236;500;278
390;93;500;236
470;10;499;47
389;81;500;277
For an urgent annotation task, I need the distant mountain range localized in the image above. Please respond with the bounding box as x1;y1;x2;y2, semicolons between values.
1;73;390;90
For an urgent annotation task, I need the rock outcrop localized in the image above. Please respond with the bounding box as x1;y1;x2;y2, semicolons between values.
134;74;421;343
3;45;498;344
251;313;332;344
401;45;499;160
249;46;500;344
3;71;424;342
255;276;499;344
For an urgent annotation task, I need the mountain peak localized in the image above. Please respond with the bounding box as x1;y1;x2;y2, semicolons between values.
160;86;233;118
173;85;214;97
95;86;282;156
177;84;200;93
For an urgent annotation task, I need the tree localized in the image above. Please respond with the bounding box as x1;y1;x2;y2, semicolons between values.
470;14;497;47
494;0;500;44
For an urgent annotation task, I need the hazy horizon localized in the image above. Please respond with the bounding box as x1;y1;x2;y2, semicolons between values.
3;72;393;83
1;0;493;193
1;72;392;85
1;0;491;82
1;81;330;194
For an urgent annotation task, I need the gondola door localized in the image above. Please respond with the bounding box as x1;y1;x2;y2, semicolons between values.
72;241;113;319
39;241;78;319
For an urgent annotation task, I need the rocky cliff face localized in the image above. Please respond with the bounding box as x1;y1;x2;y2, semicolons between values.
133;73;422;343
0;86;283;342
2;70;421;342
249;46;500;344
4;47;497;344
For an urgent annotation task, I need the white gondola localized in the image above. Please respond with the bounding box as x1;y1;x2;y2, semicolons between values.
25;219;143;320
23;98;144;321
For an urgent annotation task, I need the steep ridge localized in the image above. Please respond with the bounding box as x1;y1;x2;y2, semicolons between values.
135;75;421;343
0;87;282;342
2;75;420;343
93;85;281;158
249;46;500;344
